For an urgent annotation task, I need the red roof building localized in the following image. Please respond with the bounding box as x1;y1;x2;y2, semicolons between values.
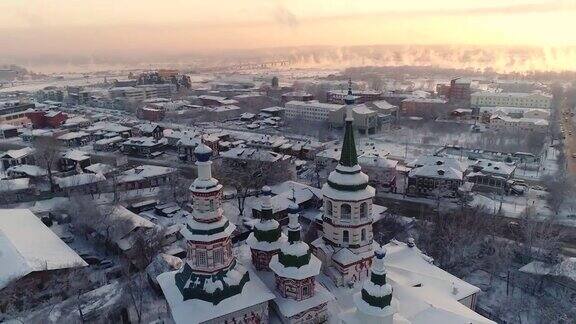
25;110;67;129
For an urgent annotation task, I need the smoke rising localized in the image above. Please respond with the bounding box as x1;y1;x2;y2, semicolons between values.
246;45;576;73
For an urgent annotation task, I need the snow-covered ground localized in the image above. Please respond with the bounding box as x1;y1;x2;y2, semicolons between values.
465;269;574;324
470;189;576;227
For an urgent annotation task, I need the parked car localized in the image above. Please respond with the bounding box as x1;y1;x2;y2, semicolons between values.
510;185;526;195
98;259;115;269
81;255;102;265
60;235;75;243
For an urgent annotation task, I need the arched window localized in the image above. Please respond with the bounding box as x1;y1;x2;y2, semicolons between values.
343;230;349;243
341;204;351;220
360;202;368;219
326;200;333;215
361;228;366;241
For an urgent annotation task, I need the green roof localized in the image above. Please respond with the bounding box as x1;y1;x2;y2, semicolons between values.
339;119;358;167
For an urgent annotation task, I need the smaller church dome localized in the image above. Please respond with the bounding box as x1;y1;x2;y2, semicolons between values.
194;144;213;162
288;202;300;214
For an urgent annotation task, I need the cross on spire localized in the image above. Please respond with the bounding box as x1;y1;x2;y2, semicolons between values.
344;78;356;105
348;77;353;95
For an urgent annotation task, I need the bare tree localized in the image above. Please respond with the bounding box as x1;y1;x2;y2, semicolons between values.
215;159;292;216
541;172;575;215
516;207;564;264
33;136;61;192
67;198;131;253
63;268;93;324
157;170;192;204
417;206;501;275
122;271;147;323
129;226;169;269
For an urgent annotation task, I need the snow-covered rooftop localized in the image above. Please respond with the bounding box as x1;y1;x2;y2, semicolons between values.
337;240;493;324
122;137;162;147
285;100;344;111
1;147;34;160
84;163;115;175
133;122;161;133
56;173;106;188
6;164;47;177
57;131;90;140
0;209;87;289
62;149;90;161
0;178;30;192
220;147;286;163
118;165;175;183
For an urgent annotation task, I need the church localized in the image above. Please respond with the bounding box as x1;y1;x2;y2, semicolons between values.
311;81;378;286
157;143;275;323
157;82;495;324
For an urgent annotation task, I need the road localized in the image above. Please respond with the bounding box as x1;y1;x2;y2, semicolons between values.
559;99;576;174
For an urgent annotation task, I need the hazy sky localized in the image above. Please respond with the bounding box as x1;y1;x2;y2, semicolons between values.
1;0;576;59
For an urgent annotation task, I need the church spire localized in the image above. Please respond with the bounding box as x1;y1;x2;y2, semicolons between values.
339;78;358;167
339;117;358;167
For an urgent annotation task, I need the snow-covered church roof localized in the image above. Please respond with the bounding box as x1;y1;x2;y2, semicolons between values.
339;240;493;324
157;267;275;324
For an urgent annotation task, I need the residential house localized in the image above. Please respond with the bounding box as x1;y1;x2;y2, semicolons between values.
25;110;67;129
1;147;35;170
59;150;91;173
117;165;176;190
121;137;164;158
93;136;124;152
488;114;548;133
358;153;398;193
466;160;516;193
407;156;465;197
132;123;164;140
6;165;47;181
176;135;202;162
0;209;87;298
0;178;35;203
57;131;91;147
0;124;19;139
95;206;156;267
55;173;106;194
400;98;450;119
220;146;290;170
84;163;116;177
85;122;132;138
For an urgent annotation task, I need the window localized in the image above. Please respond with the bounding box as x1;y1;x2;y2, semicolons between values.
196;251;207;267
360;202;368;219
361;228;366;241
340;204;351;220
326;200;333;215
214;248;224;265
343;230;349;243
209;199;214;211
302;285;310;296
